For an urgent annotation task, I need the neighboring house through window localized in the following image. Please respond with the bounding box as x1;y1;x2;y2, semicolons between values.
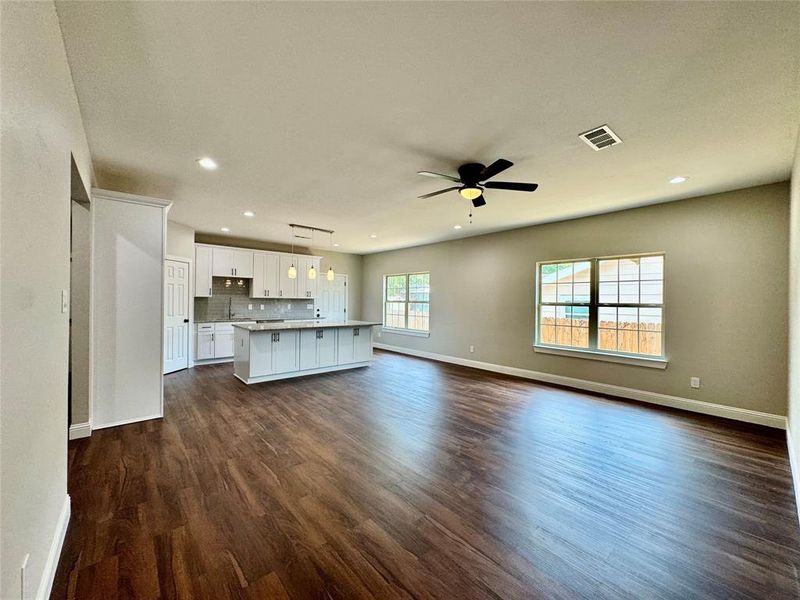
537;254;664;359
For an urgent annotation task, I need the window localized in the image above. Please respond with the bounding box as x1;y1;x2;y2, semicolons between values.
383;272;430;334
536;254;664;360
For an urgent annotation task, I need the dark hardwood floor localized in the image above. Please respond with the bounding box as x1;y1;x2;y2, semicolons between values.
52;350;800;599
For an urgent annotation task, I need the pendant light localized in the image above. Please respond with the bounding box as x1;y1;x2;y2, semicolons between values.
327;231;335;281
307;229;317;279
288;225;297;279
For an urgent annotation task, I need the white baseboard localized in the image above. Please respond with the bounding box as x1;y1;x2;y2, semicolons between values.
374;343;787;429
92;413;163;430
788;425;800;525
68;422;91;440
35;495;70;600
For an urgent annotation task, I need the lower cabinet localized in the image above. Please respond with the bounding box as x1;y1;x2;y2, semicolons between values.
196;322;253;361
245;329;300;376
300;328;337;370
196;326;215;360
337;327;372;365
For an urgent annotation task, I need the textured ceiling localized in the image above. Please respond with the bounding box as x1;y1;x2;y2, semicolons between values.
56;1;800;253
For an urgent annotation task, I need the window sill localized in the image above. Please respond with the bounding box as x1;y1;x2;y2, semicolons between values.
533;345;668;369
382;327;430;338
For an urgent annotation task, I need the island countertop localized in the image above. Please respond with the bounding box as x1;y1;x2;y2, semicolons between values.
233;320;381;332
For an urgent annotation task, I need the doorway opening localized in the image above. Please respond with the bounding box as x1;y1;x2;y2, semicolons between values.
69;155;91;439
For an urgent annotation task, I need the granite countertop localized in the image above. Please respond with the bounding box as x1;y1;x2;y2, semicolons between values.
233;320;381;332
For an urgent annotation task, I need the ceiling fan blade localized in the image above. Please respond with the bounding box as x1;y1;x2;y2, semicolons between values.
479;159;513;181
418;186;460;199
472;195;487;208
483;181;539;192
417;171;461;183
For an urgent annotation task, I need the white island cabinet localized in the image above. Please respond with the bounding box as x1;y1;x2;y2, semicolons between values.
233;321;379;384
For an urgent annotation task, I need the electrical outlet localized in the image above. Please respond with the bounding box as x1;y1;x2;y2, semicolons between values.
287;303;292;309
260;304;265;310
248;304;252;310
307;303;313;309
21;553;29;600
61;289;69;314
469;345;475;353
690;377;701;389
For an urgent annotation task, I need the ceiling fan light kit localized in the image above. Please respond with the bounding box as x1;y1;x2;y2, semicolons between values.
417;158;538;209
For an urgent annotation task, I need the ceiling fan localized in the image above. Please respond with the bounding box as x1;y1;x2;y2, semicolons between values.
417;159;538;207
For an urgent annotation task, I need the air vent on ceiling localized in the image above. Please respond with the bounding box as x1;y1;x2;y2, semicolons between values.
579;125;622;151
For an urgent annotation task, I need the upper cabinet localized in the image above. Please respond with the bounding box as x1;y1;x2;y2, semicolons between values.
211;247;233;277
195;243;320;298
251;252;280;298
195;245;212;297
212;247;253;277
296;256;321;299
278;254;297;298
233;249;253;278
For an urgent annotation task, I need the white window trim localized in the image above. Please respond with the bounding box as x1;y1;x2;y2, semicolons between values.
382;327;431;338
382;272;430;335
534;344;667;369
535;252;666;364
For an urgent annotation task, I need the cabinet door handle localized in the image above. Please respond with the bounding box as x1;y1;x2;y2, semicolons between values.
354;328;359;336
264;289;267;296
212;333;215;341
208;287;211;295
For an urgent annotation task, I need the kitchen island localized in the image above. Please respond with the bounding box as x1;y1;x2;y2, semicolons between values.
233;320;381;384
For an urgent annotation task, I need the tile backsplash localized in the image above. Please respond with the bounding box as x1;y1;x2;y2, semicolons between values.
194;277;316;322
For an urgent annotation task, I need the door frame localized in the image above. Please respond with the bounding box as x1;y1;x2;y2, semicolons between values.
165;254;193;372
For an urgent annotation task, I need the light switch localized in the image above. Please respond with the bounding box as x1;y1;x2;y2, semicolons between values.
61;289;69;314
690;377;701;389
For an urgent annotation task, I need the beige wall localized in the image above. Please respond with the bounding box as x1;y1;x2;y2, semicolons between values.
0;3;94;599
195;233;364;319
166;220;195;261
363;183;789;417
788;130;800;496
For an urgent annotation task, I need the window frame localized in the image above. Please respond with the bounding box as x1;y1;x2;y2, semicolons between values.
534;252;666;367
382;271;431;337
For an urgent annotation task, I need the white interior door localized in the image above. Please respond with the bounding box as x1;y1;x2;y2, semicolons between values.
319;274;347;320
164;259;190;373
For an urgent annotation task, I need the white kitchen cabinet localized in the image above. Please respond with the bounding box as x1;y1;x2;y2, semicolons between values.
195;245;213;297
214;331;234;358
337;326;372;365
212;247;234;276
251;252;280;298
295;256;321;299
300;328;337;370
279;254;297;298
238;328;299;376
212;247;253;277
272;330;299;374
353;326;372;362
233;249;253;278
196;322;254;361
196;324;215;359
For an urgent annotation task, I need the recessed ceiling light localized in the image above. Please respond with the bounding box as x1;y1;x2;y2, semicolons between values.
369;234;378;239
220;227;230;233
453;225;462;230
333;243;340;247
242;211;255;217
197;157;218;170
669;176;688;184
